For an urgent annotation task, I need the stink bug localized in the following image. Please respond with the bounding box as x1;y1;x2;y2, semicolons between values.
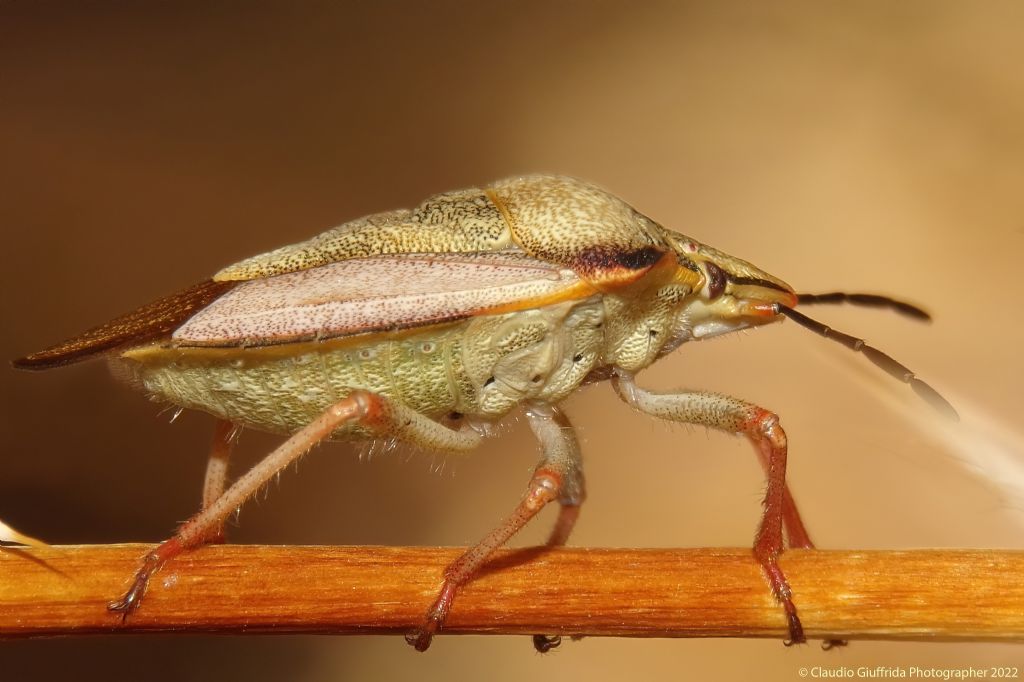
13;175;956;651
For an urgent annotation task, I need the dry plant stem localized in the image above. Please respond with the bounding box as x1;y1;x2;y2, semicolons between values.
1;546;1022;641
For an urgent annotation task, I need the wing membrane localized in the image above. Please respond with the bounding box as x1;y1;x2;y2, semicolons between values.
13;279;238;370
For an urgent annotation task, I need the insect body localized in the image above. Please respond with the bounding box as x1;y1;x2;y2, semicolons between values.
13;175;955;650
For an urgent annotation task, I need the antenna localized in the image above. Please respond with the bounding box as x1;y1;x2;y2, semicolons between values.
794;292;930;321
776;303;959;421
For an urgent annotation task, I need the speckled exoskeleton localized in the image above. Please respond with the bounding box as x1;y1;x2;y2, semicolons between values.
14;175;955;651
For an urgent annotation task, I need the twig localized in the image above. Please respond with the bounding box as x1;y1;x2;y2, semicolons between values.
1;545;1021;640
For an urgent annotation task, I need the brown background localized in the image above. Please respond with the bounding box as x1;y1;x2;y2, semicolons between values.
1;1;1022;680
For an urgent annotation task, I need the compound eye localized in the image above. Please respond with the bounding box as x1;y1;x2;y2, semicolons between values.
704;261;727;299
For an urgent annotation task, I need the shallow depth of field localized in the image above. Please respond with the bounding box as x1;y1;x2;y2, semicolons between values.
2;2;1022;680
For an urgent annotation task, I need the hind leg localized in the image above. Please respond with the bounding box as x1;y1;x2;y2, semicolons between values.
109;391;481;617
199;419;238;544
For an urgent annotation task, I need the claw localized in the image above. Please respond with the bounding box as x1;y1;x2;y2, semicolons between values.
405;616;441;652
107;592;141;620
108;560;156;620
407;580;457;652
533;634;562;653
782;602;806;645
108;539;183;620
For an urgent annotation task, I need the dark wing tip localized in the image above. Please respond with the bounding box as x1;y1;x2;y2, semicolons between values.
12;352;78;371
12;333;131;371
11;279;238;372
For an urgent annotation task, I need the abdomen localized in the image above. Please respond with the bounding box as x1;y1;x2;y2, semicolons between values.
116;298;606;437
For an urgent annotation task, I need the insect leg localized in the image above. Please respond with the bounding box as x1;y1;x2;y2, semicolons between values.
612;371;808;645
754;446;812;549
537;406;586;547
531;405;586;654
200;419;239;544
407;403;583;653
109;390;482;618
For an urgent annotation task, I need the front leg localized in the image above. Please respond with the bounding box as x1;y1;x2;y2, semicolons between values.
612;370;810;644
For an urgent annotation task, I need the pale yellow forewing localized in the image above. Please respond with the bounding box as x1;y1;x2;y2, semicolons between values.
176;252;598;347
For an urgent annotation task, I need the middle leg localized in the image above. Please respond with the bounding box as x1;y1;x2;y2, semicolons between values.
407;402;585;652
530;405;586;653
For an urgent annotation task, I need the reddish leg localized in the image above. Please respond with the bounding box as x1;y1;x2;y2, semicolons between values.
613;371;812;645
533;407;586;654
201;419;238;544
747;438;812;549
744;408;804;643
109;391;481;618
531;497;585;653
753;440;847;647
408;403;584;652
109;419;238;617
750;414;845;649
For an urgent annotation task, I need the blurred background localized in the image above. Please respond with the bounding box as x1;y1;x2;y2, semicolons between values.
1;1;1022;679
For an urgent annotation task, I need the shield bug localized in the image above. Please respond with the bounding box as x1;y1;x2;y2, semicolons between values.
13;175;956;651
